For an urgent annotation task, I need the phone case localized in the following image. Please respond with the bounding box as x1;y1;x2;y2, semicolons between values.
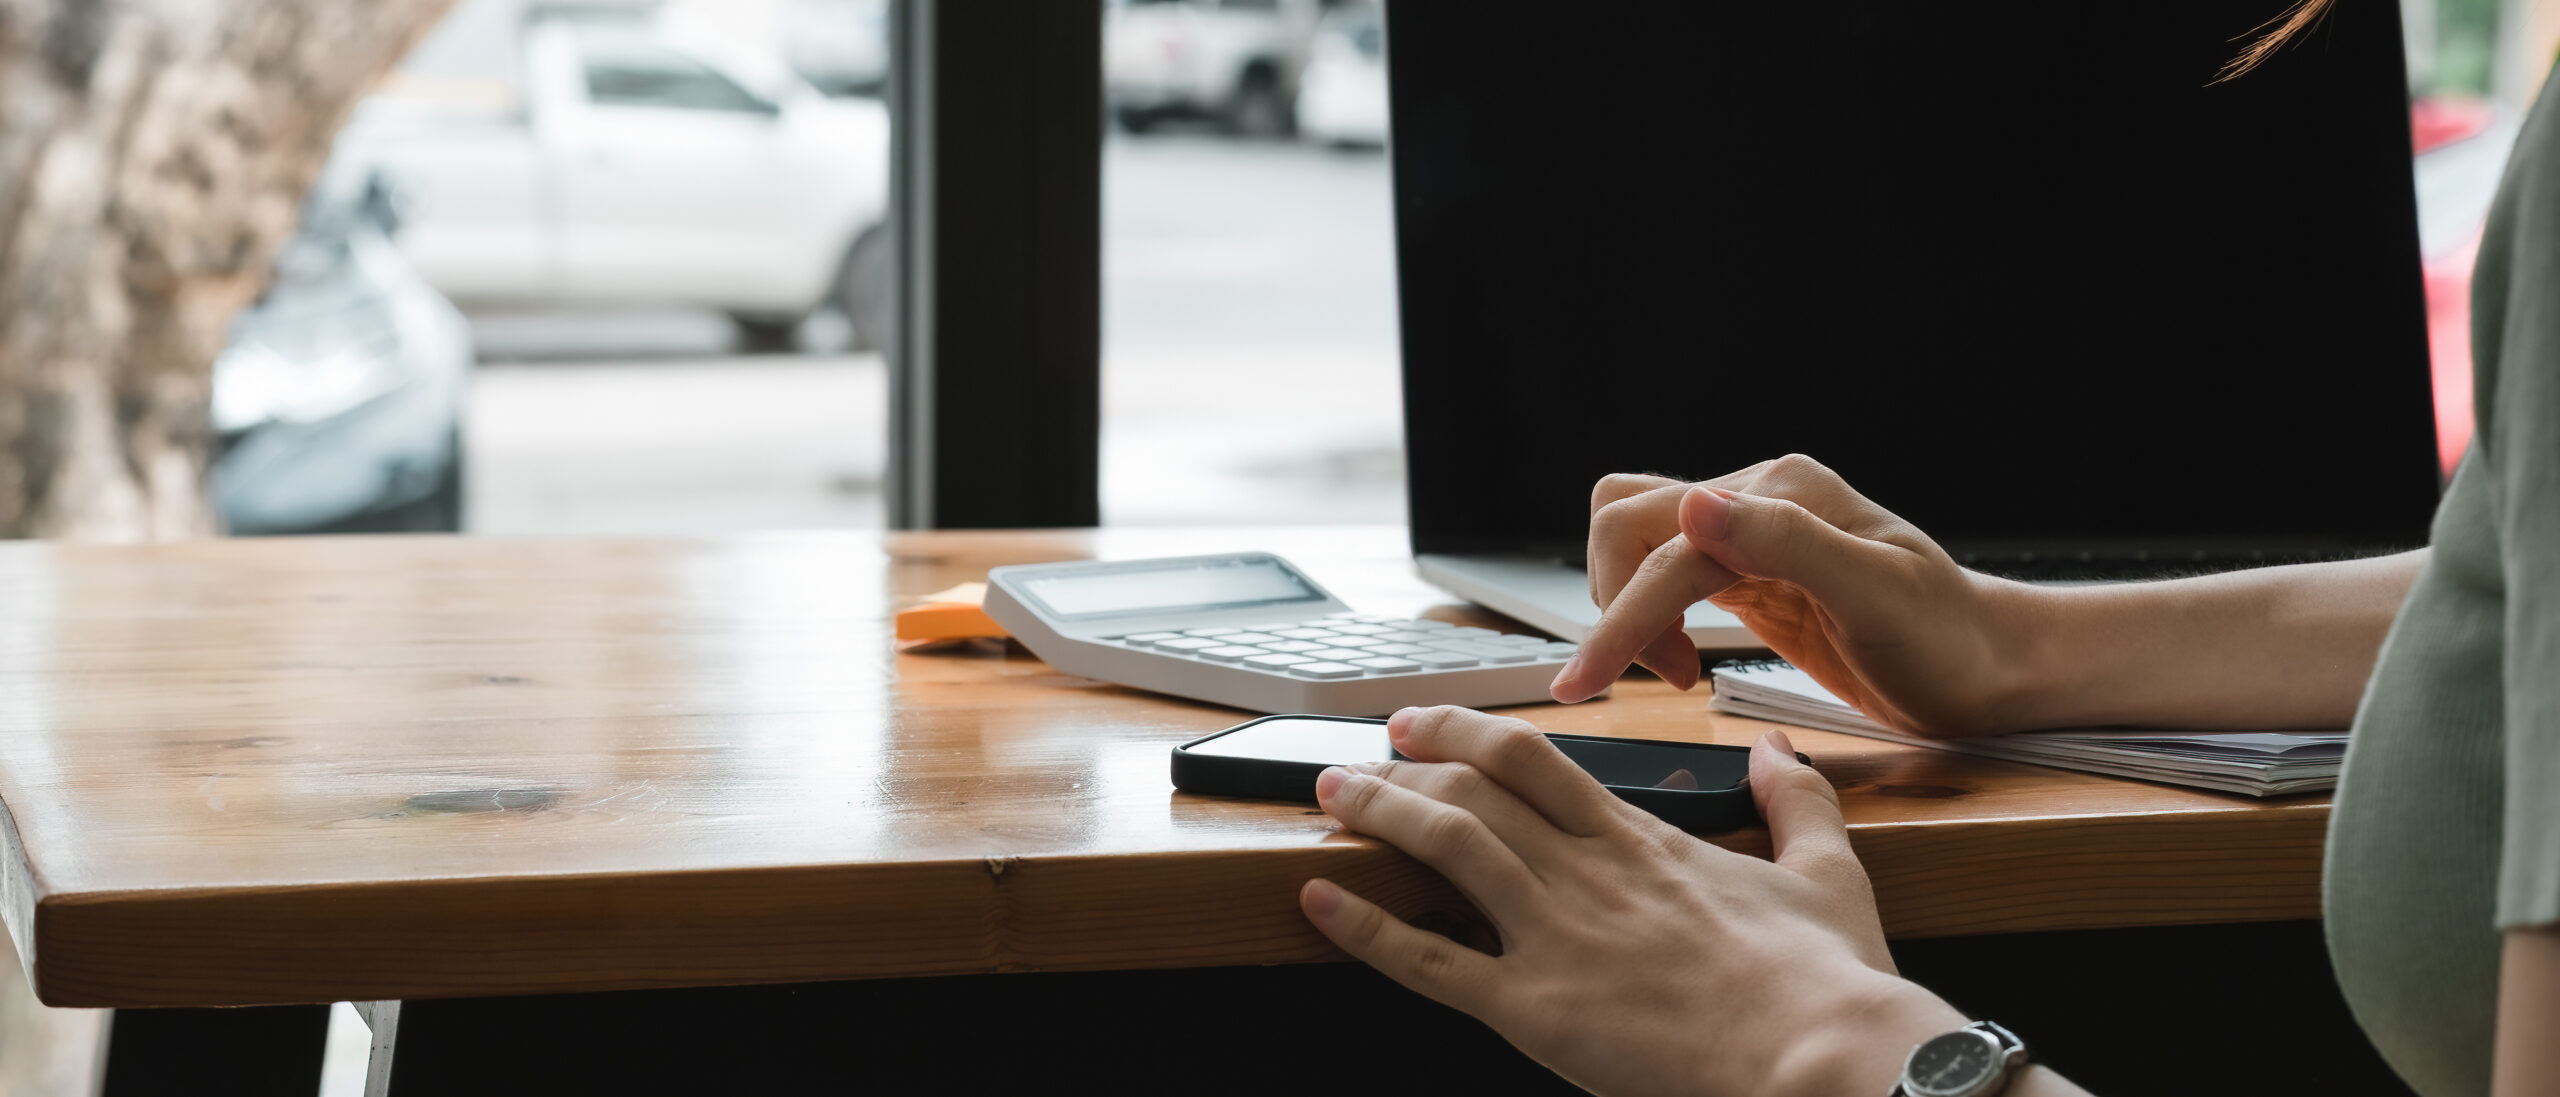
1171;715;1796;832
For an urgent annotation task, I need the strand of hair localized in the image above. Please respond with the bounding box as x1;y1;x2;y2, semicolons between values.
2214;0;2337;83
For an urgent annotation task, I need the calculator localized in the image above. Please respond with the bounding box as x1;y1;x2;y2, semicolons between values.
981;553;1595;717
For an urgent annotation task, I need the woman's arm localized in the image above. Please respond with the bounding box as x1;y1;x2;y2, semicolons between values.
2003;549;2425;731
2494;927;2560;1096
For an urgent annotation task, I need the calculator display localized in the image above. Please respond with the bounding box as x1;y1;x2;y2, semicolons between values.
1017;557;1323;620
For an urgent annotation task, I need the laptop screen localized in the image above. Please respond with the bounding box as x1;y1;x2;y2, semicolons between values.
1392;0;2442;561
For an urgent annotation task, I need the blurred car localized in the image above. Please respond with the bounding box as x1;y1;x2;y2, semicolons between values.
213;174;473;534
1105;0;1322;137
341;4;890;351
2410;98;2520;476
1293;2;1385;148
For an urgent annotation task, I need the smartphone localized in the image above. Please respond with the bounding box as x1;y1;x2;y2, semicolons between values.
1172;714;1788;831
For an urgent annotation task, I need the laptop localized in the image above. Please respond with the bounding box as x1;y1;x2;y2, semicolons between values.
1386;0;2443;647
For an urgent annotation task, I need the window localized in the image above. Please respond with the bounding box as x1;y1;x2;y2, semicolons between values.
1101;0;1398;526
2401;0;2553;474
219;0;892;539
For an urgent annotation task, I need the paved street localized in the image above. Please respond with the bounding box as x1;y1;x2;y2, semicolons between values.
465;133;1403;535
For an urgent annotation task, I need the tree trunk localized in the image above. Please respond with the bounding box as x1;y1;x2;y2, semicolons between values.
0;0;456;540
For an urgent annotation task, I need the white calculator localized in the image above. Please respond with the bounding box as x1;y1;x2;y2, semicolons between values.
982;553;1595;717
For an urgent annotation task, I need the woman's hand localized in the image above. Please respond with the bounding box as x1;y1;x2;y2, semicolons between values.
1550;454;2051;738
1301;706;1966;1097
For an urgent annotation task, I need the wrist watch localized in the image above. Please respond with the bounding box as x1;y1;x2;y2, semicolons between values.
1888;1019;2030;1097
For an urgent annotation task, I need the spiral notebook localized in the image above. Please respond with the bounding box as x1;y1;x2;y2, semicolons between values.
1707;660;2344;797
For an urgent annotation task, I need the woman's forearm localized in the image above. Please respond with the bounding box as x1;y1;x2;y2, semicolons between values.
2494;928;2560;1096
1990;549;2425;730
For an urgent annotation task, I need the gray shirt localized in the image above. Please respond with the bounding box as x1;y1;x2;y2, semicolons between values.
2325;70;2560;1097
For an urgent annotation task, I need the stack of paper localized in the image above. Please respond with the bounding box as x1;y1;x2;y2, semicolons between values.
1707;660;2344;797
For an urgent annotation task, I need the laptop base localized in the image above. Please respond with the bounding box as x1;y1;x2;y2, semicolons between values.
1415;553;1759;649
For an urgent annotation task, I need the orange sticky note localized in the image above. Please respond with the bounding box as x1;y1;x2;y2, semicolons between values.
895;582;1006;641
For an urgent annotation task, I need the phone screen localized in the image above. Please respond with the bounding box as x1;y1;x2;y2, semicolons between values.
1187;717;1751;792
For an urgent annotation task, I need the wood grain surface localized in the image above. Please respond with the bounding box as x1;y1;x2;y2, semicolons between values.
0;528;2328;1008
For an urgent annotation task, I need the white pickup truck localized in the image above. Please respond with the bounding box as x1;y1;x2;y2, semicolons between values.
341;5;889;350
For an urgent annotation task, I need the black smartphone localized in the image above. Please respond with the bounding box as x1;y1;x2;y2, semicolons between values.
1172;714;1787;832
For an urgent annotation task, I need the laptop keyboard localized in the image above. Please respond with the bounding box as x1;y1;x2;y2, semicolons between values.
1108;613;1578;680
1956;548;2382;583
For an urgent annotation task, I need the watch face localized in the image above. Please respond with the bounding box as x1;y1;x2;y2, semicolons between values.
1905;1030;2003;1096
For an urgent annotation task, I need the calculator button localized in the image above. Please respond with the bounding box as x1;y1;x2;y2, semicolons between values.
1154;637;1224;652
1371;631;1433;643
1484;634;1549;647
1125;632;1183;644
1534;642;1581;658
1285;661;1365;679
1326;623;1392;635
1406;650;1479;668
1322;636;1388;648
1218;632;1282;645
1197;646;1265;662
1403;620;1456;631
1273;628;1338;640
1303;648;1372;662
1441;627;1497;638
1366;643;1430;655
1245;653;1314;668
1259;640;1325;653
1352;657;1421;673
1181;627;1241;637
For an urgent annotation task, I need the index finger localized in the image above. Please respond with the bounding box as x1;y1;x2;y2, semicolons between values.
1553;533;1737;704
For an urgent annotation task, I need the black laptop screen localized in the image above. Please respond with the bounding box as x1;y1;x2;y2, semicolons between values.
1391;0;2441;559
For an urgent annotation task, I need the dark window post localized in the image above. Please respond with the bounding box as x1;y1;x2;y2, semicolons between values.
886;0;1103;529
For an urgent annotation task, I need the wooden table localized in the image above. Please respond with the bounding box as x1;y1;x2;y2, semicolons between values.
0;526;2361;1094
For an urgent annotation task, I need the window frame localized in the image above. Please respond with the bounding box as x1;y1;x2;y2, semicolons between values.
885;0;1103;529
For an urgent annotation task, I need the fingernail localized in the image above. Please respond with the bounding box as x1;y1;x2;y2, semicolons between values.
1687;485;1737;542
1762;729;1795;757
1302;878;1341;920
1388;707;1419;739
1316;766;1349;799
